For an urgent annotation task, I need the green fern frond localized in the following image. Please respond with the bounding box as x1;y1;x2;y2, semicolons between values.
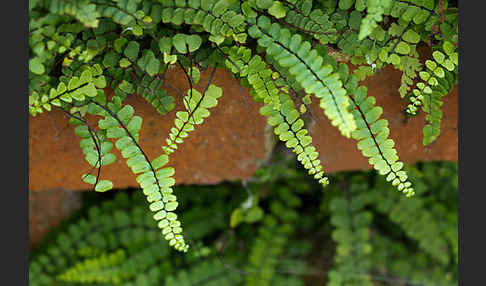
96;101;189;252
29;64;106;116
349;91;415;196
249;16;357;137
259;93;329;186
334;62;414;196
162;79;223;155
407;40;458;145
220;46;328;186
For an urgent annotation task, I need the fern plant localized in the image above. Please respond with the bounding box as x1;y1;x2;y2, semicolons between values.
29;0;458;252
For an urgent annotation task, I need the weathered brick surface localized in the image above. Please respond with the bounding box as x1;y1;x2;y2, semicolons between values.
29;65;457;192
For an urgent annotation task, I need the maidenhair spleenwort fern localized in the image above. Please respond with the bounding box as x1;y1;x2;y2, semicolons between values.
29;0;458;254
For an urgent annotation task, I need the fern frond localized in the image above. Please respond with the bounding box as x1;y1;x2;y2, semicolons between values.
162;70;222;155
333;62;414;196
406;41;458;145
220;46;328;186
260;93;329;186
249;16;357;137
349;92;415;196
95;101;189;252
29;64;107;116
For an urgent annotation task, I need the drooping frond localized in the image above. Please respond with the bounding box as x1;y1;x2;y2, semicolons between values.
162;69;223;155
249;16;357;137
406;40;458;145
95;101;189;252
221;46;328;186
350;91;415;196
335;63;415;196
259;93;329;186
